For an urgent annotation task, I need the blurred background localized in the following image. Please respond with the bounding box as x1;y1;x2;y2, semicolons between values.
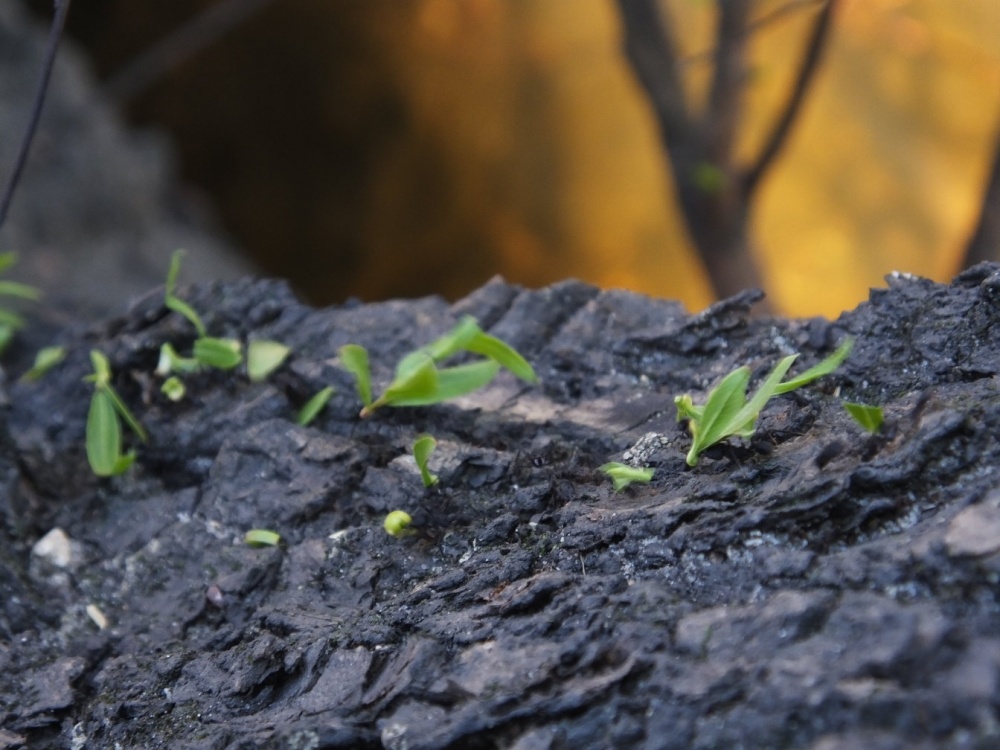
21;0;1000;317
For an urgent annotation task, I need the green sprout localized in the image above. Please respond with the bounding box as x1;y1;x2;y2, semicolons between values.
384;510;414;538
599;462;655;492
161;376;186;402
245;529;282;547
20;345;65;382
675;338;853;466
296;386;335;426
844;402;883;433
0;252;41;353
413;434;439;488
159;251;288;389
340;316;536;418
85;350;148;477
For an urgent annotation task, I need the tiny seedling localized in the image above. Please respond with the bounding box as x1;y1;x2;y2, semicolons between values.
844;402;883;433
20;345;65;382
296;386;335;426
384;510;414;538
599;462;654;492
85;350;148;477
161;376;186;402
0;252;41;353
413;434;439;488
340;316;536;417
245;529;282;547
675;338;853;467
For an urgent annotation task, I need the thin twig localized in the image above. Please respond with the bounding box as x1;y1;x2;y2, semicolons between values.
103;0;277;103
680;0;827;69
745;0;838;194
0;0;73;231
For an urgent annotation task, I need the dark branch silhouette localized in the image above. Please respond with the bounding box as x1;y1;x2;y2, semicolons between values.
0;0;72;230
746;0;837;193
616;0;838;308
962;106;1000;268
104;0;277;103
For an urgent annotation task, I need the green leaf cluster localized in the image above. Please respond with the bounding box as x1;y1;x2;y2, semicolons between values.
20;345;65;382
599;462;655;492
84;351;147;477
675;338;853;466
340;316;537;417
157;251;289;394
0;252;41;353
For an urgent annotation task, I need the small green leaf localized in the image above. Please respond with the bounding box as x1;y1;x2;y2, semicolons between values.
245;529;282;547
386;360;500;407
0;325;14;354
418;316;481;363
368;353;439;413
774;338;853;394
599;462;655;492
156;342;200;375
464;327;537;382
296;386;334;426
0;252;16;273
693;162;726;194
161;376;186;401
413;434;439;488
844;402;884;433
103;382;148;442
20;346;65;382
0;280;42;301
384;510;414;538
339;344;373;407
164;250;207;337
247;340;290;382
193;337;243;370
88;350;112;387
87;389;134;477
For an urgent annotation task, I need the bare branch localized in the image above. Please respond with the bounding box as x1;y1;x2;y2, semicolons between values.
745;0;838;194
104;0;277;103
615;0;692;146
680;0;826;69
0;0;73;230
705;0;752;168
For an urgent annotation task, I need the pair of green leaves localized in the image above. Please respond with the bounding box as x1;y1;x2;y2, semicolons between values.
158;251;290;398
340;316;537;417
675;338;853;466
85;351;147;477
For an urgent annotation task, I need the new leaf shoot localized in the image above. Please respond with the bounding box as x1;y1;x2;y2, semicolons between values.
342;316;536;418
844;402;883;433
85;350;147;477
676;339;852;466
413;434;439;488
297;386;334;426
599;462;655;492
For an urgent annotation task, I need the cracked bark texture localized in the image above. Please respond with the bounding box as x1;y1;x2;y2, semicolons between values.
2;263;1000;749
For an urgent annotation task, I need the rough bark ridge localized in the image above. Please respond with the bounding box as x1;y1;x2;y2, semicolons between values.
3;266;1000;749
